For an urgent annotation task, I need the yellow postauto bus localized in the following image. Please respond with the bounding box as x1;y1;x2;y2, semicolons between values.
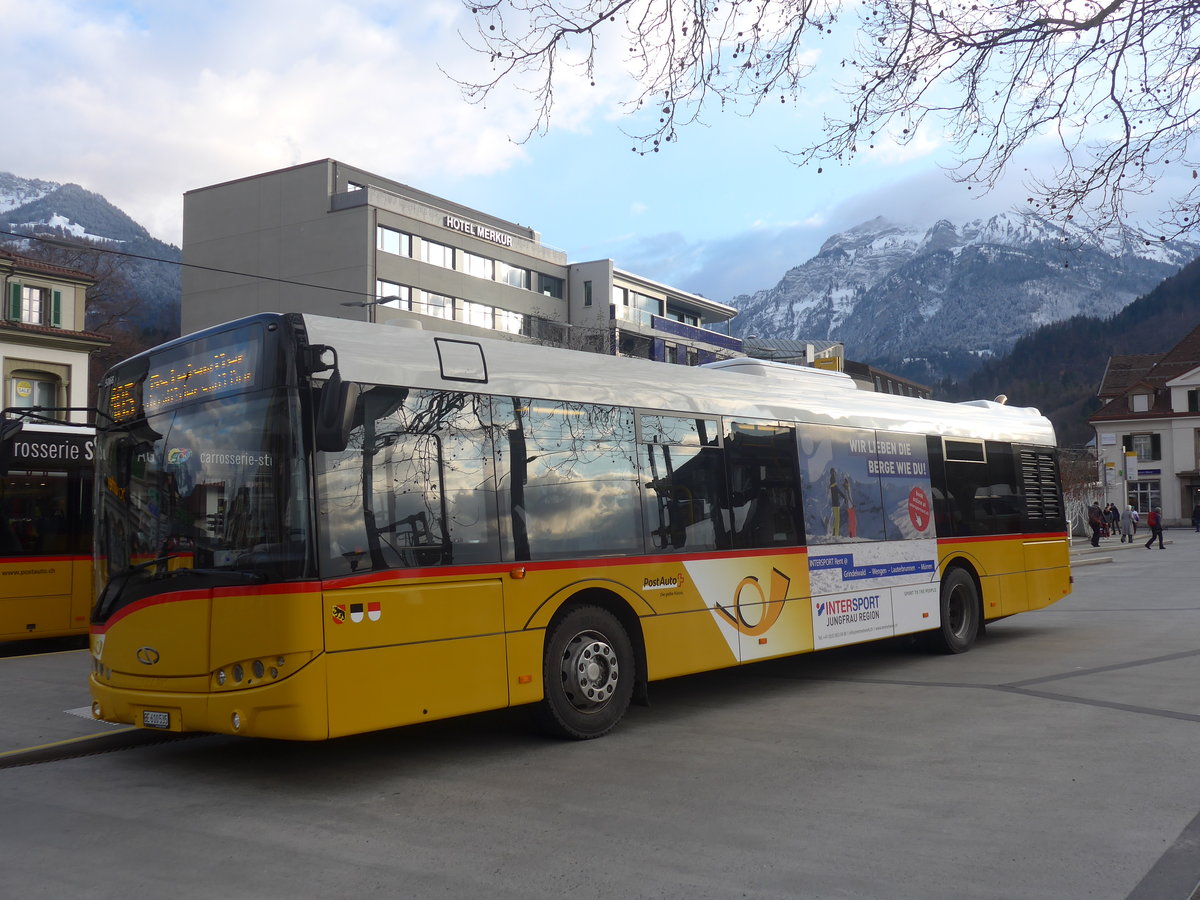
0;421;95;641
85;313;1070;740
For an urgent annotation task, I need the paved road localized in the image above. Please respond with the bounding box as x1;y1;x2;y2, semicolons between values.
2;531;1198;899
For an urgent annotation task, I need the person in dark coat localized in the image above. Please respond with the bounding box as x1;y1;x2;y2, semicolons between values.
1088;502;1105;547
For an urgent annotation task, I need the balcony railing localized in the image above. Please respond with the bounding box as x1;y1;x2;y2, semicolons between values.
610;304;742;352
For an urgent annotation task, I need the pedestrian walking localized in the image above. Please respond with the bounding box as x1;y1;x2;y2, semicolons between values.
1192;501;1200;533
1088;502;1105;547
1107;503;1121;536
1144;506;1165;550
1119;505;1136;543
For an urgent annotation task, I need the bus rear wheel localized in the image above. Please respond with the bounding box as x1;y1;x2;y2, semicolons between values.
536;606;634;740
929;567;980;654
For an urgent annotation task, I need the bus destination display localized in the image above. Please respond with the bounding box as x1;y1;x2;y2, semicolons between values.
143;329;261;417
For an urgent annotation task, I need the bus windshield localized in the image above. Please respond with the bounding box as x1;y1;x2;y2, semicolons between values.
93;388;312;620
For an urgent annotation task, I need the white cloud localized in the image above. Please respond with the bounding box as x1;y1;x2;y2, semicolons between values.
4;0;546;244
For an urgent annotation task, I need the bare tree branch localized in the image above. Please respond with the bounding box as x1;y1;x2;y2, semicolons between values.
455;0;1200;236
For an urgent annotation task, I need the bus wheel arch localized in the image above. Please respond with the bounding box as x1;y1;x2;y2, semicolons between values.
535;591;644;739
929;562;982;654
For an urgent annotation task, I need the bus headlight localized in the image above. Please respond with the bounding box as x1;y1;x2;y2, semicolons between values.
211;651;313;690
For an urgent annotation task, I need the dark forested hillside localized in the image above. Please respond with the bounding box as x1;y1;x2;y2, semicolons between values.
941;257;1200;446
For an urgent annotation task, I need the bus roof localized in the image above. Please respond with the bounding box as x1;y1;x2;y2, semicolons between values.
298;314;1056;445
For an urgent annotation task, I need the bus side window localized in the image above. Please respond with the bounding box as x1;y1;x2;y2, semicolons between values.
495;398;642;561
935;439;1022;536
638;415;729;552
725;421;803;549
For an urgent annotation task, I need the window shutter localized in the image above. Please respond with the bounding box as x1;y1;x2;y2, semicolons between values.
51;290;62;326
1151;433;1161;460
8;283;20;321
1122;434;1132;452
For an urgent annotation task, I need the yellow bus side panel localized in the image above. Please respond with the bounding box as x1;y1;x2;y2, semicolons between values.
324;579;505;650
505;628;545;707
642;609;739;681
322;579;508;735
325;635;509;737
210;590;325;668
1023;538;1071;611
0;556;80;639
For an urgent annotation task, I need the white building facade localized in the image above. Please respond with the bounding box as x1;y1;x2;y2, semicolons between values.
1090;325;1200;526
1;250;107;424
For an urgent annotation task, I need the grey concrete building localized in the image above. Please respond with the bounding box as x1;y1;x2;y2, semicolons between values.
182;160;742;364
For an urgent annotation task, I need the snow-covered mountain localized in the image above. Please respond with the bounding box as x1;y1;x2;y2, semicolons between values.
730;212;1200;381
0;172;180;337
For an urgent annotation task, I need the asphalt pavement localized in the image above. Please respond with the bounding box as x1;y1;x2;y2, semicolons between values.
2;529;1199;900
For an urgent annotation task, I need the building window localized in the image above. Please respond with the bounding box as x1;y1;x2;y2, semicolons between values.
375;280;411;309
1128;480;1161;514
459;300;494;329
1124;433;1161;462
496;261;528;289
631;291;662;317
415;291;453;319
537;273;564;299
422;239;454;269
665;304;699;327
376;226;411;257
10;372;57;409
1130;393;1151;412
1188;389;1199;413
464;251;494;281
584;281;593;307
495;308;524;334
7;284;61;326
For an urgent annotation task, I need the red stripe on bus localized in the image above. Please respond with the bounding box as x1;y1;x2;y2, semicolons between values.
937;532;1068;545
0;554;90;564
93;581;325;632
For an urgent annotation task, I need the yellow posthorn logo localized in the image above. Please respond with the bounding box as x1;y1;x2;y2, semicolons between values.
713;568;791;636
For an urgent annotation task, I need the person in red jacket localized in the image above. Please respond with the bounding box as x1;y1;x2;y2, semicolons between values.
1144;507;1165;550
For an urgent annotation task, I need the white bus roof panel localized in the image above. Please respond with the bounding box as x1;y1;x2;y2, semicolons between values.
299;314;1056;445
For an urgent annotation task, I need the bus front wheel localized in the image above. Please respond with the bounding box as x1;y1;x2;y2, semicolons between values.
536;606;634;740
930;568;980;654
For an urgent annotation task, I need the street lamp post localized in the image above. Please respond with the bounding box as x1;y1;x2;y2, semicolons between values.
340;295;405;324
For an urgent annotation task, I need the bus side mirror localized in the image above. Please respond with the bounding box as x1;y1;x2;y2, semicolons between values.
315;371;360;453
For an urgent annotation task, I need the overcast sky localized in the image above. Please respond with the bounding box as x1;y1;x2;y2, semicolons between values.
4;0;1097;300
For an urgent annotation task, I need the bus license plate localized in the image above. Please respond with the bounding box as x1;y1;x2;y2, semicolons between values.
142;710;171;729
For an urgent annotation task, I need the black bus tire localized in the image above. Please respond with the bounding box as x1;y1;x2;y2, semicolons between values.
535;605;634;740
929;567;980;654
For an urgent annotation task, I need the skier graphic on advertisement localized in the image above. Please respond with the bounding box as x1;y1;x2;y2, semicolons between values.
828;468;844;536
843;474;857;538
